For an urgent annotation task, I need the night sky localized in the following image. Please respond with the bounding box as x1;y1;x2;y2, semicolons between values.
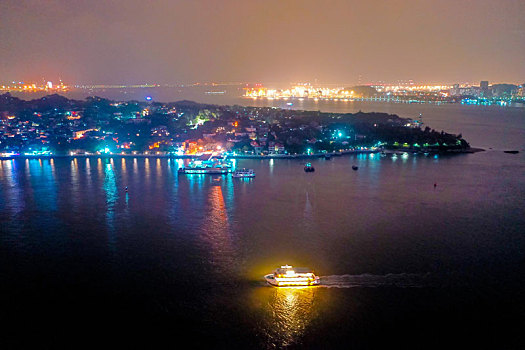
1;0;524;84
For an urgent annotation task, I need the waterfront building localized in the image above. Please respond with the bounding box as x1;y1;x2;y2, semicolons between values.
450;84;461;96
517;84;525;97
480;81;490;97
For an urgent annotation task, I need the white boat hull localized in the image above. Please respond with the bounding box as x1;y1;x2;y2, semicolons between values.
178;168;229;174
232;169;255;178
264;274;320;287
232;174;255;178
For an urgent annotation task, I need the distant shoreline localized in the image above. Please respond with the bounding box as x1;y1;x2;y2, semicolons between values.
0;148;485;161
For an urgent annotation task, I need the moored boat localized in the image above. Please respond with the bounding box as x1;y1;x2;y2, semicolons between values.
232;168;255;177
264;265;320;287
178;153;232;175
178;167;229;174
352;165;358;170
304;162;315;172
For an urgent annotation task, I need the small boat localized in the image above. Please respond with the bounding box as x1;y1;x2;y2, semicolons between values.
503;150;519;154
352;165;358;170
304;163;315;172
178;167;229;174
232;168;255;178
324;154;332;159
264;265;320;287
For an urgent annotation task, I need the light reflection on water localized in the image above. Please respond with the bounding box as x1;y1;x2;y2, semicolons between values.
0;160;24;243
251;286;318;348
144;158;150;185
69;158;80;215
156;158;162;185
133;157;138;175
1;160;21;213
104;161;118;252
28;158;57;212
200;185;235;276
85;158;92;188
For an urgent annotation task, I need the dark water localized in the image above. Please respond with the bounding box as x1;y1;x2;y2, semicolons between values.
1;151;524;349
2;94;525;348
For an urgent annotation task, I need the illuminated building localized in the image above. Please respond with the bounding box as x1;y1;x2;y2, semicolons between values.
480;80;489;97
73;128;97;139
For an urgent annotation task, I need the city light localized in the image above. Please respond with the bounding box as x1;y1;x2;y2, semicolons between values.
242;81;524;105
0;80;69;92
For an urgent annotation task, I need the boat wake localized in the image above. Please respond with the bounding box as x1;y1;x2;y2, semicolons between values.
318;273;431;288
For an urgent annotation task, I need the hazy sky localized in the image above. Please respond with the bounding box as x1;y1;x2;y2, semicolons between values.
1;0;524;85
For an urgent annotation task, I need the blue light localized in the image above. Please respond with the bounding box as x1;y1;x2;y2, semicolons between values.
145;96;152;101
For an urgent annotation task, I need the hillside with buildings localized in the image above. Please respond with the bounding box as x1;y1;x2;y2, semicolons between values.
0;93;471;156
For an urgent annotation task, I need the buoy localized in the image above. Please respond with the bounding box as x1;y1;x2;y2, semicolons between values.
434;183;437;189
125;186;128;192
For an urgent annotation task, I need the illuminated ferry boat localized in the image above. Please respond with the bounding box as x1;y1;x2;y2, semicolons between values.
264;265;320;287
178;153;232;175
232;168;255;178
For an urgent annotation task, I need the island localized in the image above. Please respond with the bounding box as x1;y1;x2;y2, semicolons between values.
0;93;476;158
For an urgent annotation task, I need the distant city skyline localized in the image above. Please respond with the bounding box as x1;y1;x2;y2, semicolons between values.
1;79;523;89
1;0;524;84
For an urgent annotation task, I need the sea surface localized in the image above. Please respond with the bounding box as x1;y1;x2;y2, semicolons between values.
1;91;525;349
